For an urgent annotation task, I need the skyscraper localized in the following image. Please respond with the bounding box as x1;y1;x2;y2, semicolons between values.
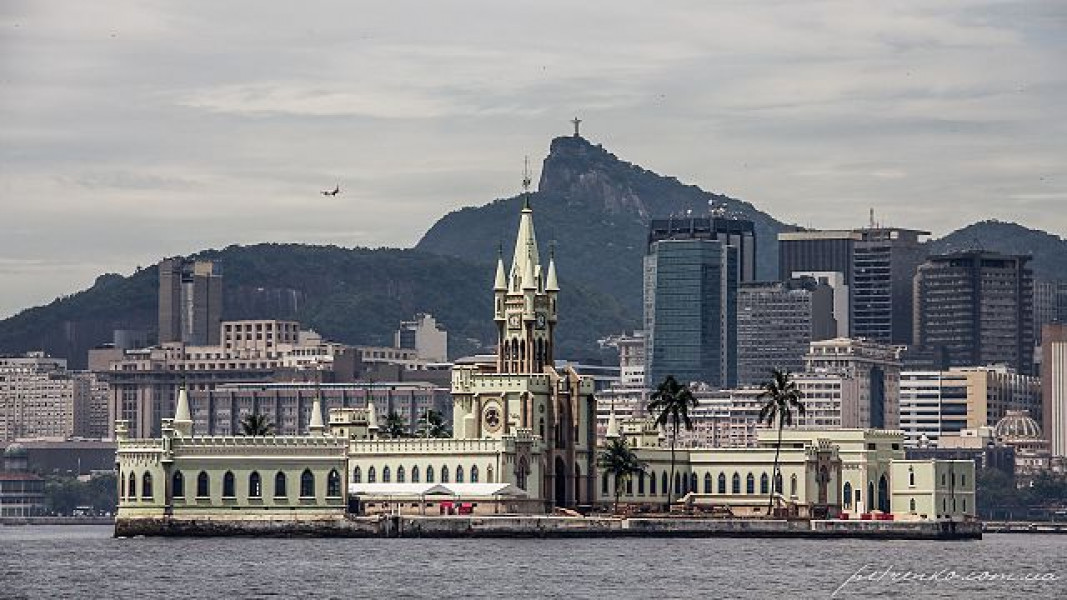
648;216;756;283
158;257;223;346
778;226;929;344
644;238;738;389
1042;323;1067;457
913;251;1034;375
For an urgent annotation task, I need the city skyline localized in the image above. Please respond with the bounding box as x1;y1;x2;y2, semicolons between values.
3;1;1065;320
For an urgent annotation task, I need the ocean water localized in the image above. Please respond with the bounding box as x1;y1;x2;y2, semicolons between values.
1;526;1065;599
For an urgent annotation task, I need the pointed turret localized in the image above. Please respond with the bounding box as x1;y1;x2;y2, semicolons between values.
510;160;540;291
494;255;507;291
546;250;559;292
366;401;379;433
309;395;325;436
173;386;193;437
606;406;620;439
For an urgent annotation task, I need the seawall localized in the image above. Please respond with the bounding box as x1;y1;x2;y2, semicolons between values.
115;515;982;540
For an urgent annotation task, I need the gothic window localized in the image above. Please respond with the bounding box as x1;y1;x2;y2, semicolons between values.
661;472;668;494
843;482;853;508
426;466;435;483
397;466;406;483
731;473;741;494
249;472;262;498
141;473;153;501
455;465;464;483
638;472;646;494
516;458;528;491
690;473;697;492
774;472;783;494
909;498;916;512
626;476;633;495
367;467;376;484
300;469;315;498
172;471;184;498
488;465;495;484
760;473;769;496
704;473;712;494
674;472;682;495
539;418;545;439
197;471;210;497
223;471;236;498
327;470;342;497
383;466;391;483
411;466;420;483
746;473;755;495
791;475;798;498
440;465;449;483
128;472;136;499
649;470;657;495
470;466;479;483
353;466;362;484
601;472;609;495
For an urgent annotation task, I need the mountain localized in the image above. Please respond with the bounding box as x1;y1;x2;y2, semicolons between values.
0;244;631;369
417;135;788;316
924;220;1067;280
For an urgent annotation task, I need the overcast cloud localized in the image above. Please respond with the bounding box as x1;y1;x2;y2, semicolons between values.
1;0;1065;318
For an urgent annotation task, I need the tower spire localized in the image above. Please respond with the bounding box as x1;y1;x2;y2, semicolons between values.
173;383;193;437
510;157;540;290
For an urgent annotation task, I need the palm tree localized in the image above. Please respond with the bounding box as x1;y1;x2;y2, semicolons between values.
757;368;806;515
417;409;451;438
239;413;275;436
384;410;408;439
646;375;698;507
597;437;646;514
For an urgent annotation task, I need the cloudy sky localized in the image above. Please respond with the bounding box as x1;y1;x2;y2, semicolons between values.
1;0;1065;318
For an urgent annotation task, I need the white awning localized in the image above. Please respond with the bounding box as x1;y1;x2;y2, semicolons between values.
348;482;527;499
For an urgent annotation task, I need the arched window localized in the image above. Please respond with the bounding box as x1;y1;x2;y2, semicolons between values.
223;471;236;498
718;473;727;494
602;472;609;495
760;473;769;496
731;473;741;494
661;472;668;494
397;466;406;483
440;465;449;483
516;458;528;491
704;473;712;494
690;473;697;493
868;481;875;510
411;466;420;483
128;472;137;499
638;472;646;494
327;470;341;497
626;475;633;495
774;472;783;494
843;482;852;508
790;474;798;498
300;469;315;498
746;473;755;495
649;470;657;495
197;471;210;498
142;473;153;501
908;467;915;487
487;466;494;484
382;466;391;483
426;466;435;483
249;472;262;498
367;467;376;484
275;471;287;497
172;471;185;498
539;417;545;439
909;498;916;512
470;465;479;483
353;466;362;484
455;465;464;483
674;472;681;495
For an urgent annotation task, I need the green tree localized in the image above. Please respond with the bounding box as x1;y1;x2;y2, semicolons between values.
240;413;275;436
757;369;806;515
417;409;451;438
385;410;408;439
597;437;646;513
647;375;698;507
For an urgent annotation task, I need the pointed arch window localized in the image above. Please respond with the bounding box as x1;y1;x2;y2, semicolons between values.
353;466;362;484
397;466;406;483
638;472;646;494
327;470;342;497
601;472;609;495
249;472;262;498
426;465;435;483
649;470;657;495
661;472;668;494
487;465;494;484
760;473;769;496
843;482;853;508
300;469;315;498
731;472;741;494
223;471;236;498
718;473;727;494
704;473;712;494
455;465;464;483
690;473;697;493
128;472;137;499
141;473;153;501
382;466;391;483
411;466;420;483
172;471;185;498
746;473;755;495
440;465;449;483
791;474;798;498
197;471;210;498
367;467;376;484
470;466;479;483
274;472;287;497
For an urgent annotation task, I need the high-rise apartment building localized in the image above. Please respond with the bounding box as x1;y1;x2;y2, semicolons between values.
736;277;836;386
804;338;901;429
644;238;738;389
394;313;448;362
158;257;223;346
1034;280;1067;343
1043;324;1067;457
647;216;756;283
779;226;928;345
0;354;108;441
913;251;1034;374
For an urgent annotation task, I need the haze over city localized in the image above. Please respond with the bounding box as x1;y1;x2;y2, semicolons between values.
2;0;1065;319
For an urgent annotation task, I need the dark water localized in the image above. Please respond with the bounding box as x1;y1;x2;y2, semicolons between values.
1;526;1066;599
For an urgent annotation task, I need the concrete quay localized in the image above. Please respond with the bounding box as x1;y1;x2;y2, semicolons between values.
115;515;981;540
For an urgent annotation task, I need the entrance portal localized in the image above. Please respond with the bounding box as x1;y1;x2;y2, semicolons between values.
554;457;567;508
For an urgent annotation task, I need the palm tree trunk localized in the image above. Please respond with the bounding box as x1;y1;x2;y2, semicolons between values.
668;428;676;509
768;421;783;516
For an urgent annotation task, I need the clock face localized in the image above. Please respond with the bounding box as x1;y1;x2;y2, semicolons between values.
507;314;521;329
535;312;546;330
484;404;502;432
